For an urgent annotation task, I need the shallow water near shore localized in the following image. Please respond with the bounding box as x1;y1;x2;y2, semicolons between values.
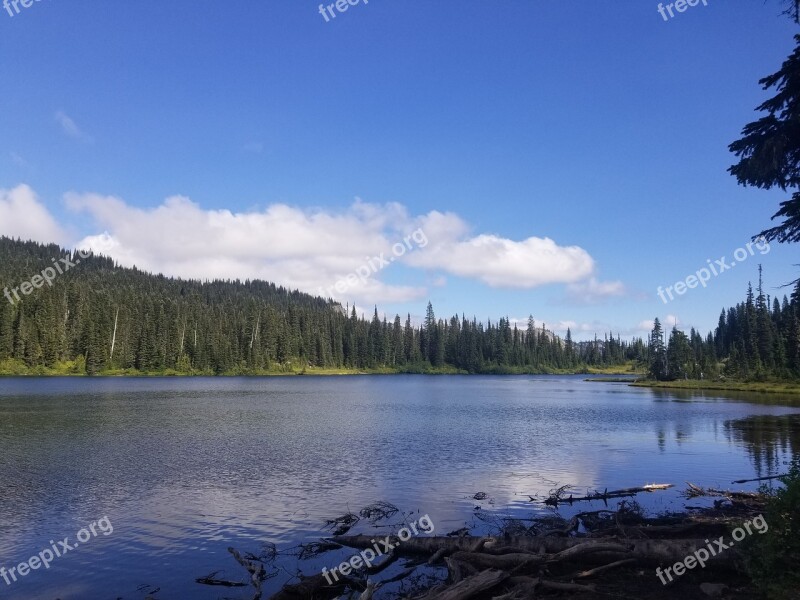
0;375;798;599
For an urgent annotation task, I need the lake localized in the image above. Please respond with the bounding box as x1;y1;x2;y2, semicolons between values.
0;375;798;599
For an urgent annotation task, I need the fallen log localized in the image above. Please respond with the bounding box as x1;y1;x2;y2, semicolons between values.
485;546;540;556
731;474;787;484
267;572;347;600
539;515;579;536
358;581;375;600
546;541;631;563
572;558;637;579
685;483;766;502
685;482;706;497
428;547;448;565
492;577;538;600
707;488;762;499
364;550;399;575
448;542;631;573
504;576;597;595
444;556;464;583
449;551;547;571
490;590;534;600
228;547;267;600
420;569;509;600
331;535;740;568
332;534;468;556
540;580;597;593
195;571;247;587
536;484;674;506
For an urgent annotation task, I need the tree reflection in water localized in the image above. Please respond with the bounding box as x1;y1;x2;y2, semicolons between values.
725;414;800;478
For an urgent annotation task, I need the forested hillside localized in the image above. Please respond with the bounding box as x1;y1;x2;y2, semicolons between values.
0;237;637;375
648;268;800;381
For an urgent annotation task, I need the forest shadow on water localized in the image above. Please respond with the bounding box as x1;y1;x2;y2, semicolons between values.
725;412;800;478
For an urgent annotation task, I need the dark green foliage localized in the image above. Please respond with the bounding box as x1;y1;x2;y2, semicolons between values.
5;239;797;380
666;327;692;380
647;269;800;381
730;34;800;244
782;0;800;23
648;318;667;380
0;237;637;375
717;276;800;381
743;458;800;599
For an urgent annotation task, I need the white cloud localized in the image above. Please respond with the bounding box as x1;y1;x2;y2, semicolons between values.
0;185;625;309
507;317;611;339
549;320;616;337
637;319;655;332
55;110;92;142
636;314;688;335
65;193;433;305
515;316;683;341
0;184;65;244
61;193;612;305
407;212;595;288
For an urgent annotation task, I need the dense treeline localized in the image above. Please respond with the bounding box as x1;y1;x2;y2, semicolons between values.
0;238;638;375
648;267;800;381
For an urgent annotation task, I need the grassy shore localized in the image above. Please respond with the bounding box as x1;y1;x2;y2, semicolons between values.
0;357;646;377
583;362;644;375
0;359;406;377
631;379;800;395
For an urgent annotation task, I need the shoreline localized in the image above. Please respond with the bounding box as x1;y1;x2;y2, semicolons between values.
3;363;799;398
0;360;645;378
630;379;800;396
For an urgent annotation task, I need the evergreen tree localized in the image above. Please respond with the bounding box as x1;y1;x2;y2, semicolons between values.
9;237;795;379
729;35;800;244
667;327;692;380
648;318;668;381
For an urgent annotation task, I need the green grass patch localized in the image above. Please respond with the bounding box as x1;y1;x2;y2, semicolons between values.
631;379;800;395
584;361;645;375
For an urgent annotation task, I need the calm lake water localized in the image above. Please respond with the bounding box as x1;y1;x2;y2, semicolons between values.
0;375;798;599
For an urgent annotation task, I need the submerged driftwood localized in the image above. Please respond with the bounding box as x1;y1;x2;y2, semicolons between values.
534;483;675;506
216;491;766;599
330;534;740;567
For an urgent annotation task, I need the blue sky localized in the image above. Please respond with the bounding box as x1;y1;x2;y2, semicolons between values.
0;1;797;339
